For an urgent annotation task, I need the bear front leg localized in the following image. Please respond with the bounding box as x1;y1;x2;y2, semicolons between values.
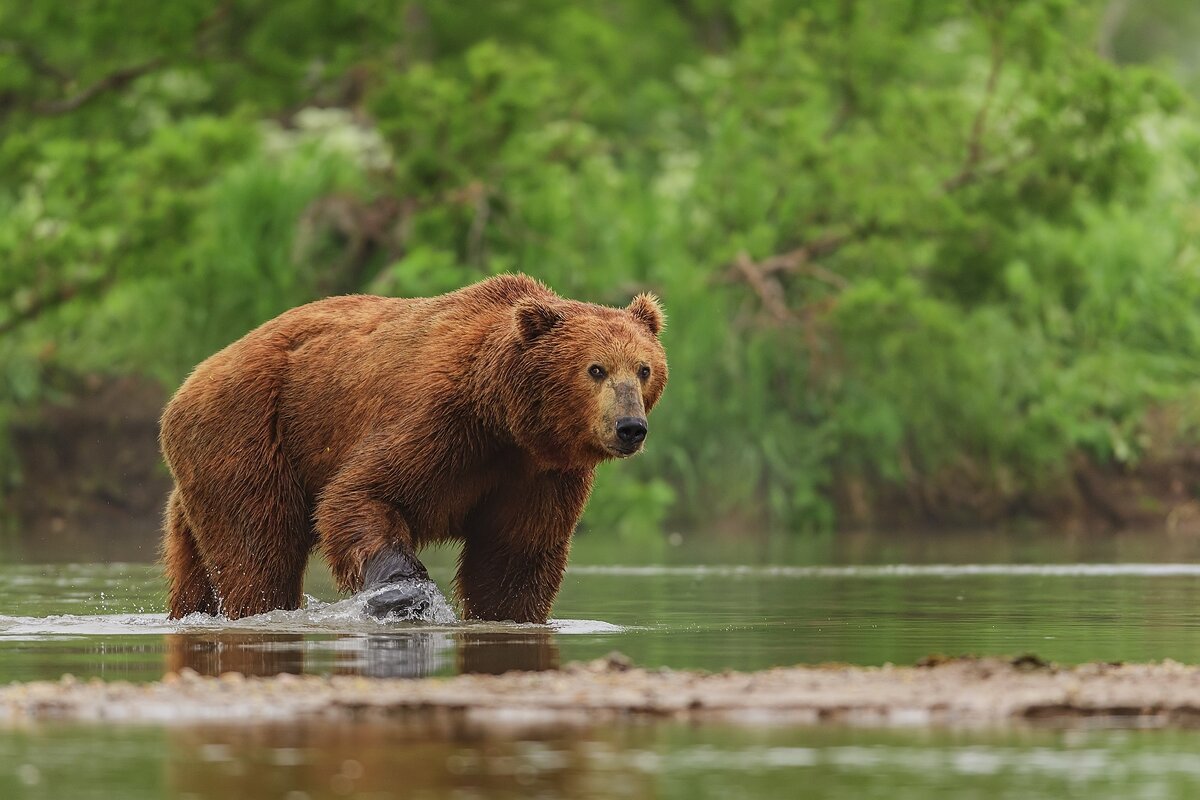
455;470;592;624
316;459;447;620
456;534;572;624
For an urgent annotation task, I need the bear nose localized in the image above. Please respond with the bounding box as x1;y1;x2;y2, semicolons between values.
616;417;648;445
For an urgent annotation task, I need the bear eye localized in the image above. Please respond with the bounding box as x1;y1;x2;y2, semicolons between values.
588;364;607;380
638;365;651;381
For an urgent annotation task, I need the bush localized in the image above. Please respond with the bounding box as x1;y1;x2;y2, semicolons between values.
3;1;1200;534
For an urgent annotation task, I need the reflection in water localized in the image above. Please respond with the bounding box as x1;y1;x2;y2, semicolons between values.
166;633;306;678
165;722;655;800
457;631;559;675
165;629;561;679
340;631;455;678
338;629;560;678
13;716;1200;800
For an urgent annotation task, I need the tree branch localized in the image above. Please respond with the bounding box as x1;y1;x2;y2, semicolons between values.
942;26;1005;192
752;232;853;287
33;57;164;115
0;40;70;84
1096;0;1132;62
732;252;793;324
0;273;115;337
824;0;859;139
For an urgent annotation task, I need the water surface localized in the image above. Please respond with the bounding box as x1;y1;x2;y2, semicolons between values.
5;528;1200;799
6;721;1200;800
4;530;1200;681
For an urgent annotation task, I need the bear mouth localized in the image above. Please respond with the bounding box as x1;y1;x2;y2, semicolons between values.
607;443;642;458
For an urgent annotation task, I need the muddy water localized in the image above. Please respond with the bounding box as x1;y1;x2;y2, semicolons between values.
4;528;1200;798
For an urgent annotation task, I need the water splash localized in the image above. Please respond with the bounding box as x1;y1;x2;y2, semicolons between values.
0;589;619;638
357;579;458;624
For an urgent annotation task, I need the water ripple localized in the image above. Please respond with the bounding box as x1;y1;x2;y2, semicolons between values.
567;563;1200;578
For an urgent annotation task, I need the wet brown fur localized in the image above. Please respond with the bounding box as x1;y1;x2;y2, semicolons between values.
159;274;667;623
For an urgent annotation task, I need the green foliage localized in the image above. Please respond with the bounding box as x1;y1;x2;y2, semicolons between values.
3;1;1200;533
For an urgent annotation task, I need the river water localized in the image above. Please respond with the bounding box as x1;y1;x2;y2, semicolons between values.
4;528;1200;798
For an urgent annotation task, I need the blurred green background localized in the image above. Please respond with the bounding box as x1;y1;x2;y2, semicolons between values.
5;0;1200;545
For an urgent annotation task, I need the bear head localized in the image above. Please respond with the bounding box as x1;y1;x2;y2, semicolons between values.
507;292;668;469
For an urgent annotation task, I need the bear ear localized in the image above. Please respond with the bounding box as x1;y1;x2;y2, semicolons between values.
515;299;565;342
627;293;665;337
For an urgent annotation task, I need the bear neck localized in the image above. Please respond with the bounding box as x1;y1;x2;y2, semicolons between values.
462;321;600;475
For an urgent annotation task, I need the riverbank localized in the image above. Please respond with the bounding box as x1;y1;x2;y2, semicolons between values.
10;378;1200;545
5;654;1200;730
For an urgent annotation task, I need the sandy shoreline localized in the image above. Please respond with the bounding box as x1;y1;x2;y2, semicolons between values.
4;654;1200;730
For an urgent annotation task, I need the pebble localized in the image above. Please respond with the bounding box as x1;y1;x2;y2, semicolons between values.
4;656;1200;730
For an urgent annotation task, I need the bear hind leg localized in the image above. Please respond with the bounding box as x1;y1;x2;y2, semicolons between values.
206;541;310;620
196;471;313;620
197;492;313;620
163;489;218;619
163;340;314;620
165;447;312;620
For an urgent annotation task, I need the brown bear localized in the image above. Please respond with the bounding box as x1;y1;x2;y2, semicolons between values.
159;274;667;624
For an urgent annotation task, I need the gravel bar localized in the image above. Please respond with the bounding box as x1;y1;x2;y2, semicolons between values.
4;655;1200;729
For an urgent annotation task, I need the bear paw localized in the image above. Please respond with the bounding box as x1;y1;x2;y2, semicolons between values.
363;578;452;622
